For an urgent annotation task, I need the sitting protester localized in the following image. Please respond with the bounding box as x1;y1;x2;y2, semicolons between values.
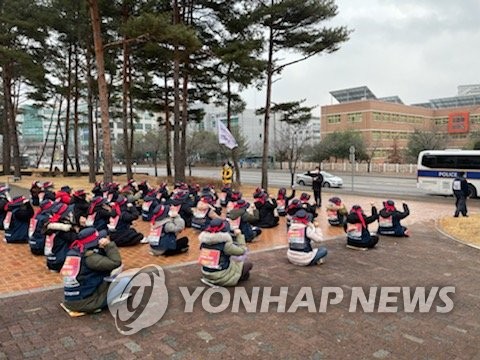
0;186;12;230
189;183;201;207
30;181;43;206
198;218;252;286
108;196;144;247
252;187;264;199
138;180;153;199
226;190;242;214
56;185;72;205
42;181;56;202
120;182;143;209
219;185;232;207
326;197;348;226
28;200;55;255
61;228;123;313
91;181;104;198
45;203;78;271
300;192;317;218
377;200;410;237
72;190;90;221
106;182;120;202
157;182;170;203
4;196;34;243
276;187;296;216
148;204;189;256
227;199;261;243
141;190;161;222
87;196;117;232
344;204;379;249
287;209;327;266
169;190;194;228
251;192;279;228
191;194;220;231
286;198;303;229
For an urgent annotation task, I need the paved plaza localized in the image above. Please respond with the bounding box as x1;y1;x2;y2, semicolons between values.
0;192;479;359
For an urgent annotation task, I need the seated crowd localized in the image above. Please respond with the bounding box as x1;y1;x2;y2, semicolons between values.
0;178;410;314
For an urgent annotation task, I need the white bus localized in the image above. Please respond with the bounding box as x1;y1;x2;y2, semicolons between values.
417;150;480;198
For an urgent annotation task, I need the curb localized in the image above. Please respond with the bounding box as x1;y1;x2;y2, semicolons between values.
435;220;480;251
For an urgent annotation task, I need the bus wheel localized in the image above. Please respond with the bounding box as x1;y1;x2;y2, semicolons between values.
468;184;477;198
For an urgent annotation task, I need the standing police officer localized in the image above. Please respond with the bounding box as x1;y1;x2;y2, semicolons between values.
452;171;469;217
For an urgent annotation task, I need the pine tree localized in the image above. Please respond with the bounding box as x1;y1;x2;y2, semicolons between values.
251;0;351;190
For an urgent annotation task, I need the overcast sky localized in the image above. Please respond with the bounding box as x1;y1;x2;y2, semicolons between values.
241;0;480;113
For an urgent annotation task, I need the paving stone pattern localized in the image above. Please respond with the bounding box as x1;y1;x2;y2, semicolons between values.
0;222;479;359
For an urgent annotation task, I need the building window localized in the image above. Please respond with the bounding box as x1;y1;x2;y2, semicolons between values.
434;117;448;126
327;115;341;124
145;124;152;131
134;123;143;130
470;114;480;124
347;112;362;123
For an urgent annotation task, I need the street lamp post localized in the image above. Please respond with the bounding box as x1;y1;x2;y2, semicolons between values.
349;145;355;192
273;111;276;169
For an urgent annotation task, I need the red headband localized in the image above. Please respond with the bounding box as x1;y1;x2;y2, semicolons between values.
206;222;225;233
69;231;99;252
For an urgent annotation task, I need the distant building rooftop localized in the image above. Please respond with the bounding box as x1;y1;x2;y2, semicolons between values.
330;85;480;109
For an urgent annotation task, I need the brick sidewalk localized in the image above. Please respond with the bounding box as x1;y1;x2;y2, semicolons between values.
1;192;478;295
0;222;479;359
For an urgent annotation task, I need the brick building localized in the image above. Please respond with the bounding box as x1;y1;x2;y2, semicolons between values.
321;86;480;161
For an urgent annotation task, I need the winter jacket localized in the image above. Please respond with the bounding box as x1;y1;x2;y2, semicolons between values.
253;199;279;228
377;203;409;236
149;215;185;251
228;207;259;241
344;207;378;247
287;222;325;266
63;242;122;313
199;231;247;287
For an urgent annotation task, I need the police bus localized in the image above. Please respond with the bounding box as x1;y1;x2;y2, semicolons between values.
417;149;480;198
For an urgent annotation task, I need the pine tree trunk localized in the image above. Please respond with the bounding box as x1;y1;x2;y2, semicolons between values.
164;74;172;177
2;71;12;175
226;74;241;185
86;34;96;183
172;0;182;182
73;44;81;175
36;96;60;168
63;45;72;176
50;100;63;173
4;69;21;178
180;69;189;181
122;37;132;179
88;0;113;182
122;2;132;179
261;17;274;191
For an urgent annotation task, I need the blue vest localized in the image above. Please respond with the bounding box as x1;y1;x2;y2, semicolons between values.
141;198;159;221
200;242;230;272
63;248;108;302
192;209;211;231
288;226;313;253
378;214;403;236
239;219;254;241
5;208;29;243
29;212;50;255
46;231;75;271
93;216;108;232
150;225;177;251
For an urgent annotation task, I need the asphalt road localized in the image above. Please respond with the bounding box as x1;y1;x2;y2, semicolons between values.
115;165;431;200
